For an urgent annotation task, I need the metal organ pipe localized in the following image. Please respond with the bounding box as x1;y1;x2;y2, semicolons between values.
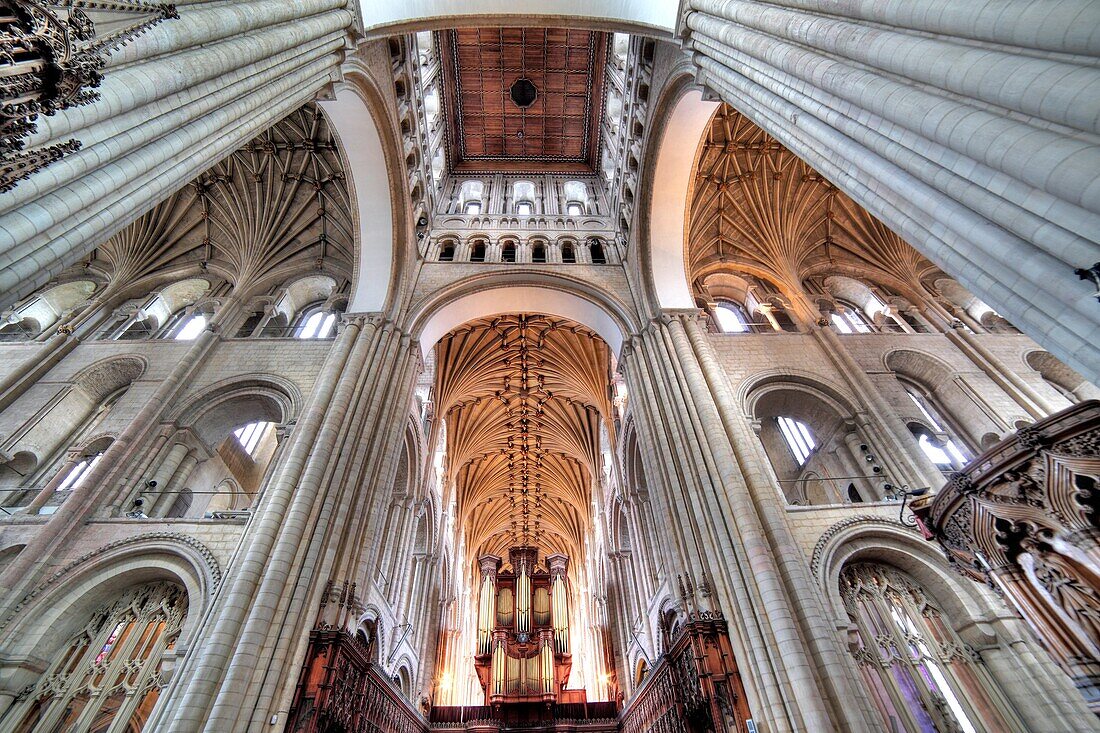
548;553;570;655
477;555;500;656
516;561;531;634
540;632;554;695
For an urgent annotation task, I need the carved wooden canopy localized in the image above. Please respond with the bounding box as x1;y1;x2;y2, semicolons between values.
439;28;608;174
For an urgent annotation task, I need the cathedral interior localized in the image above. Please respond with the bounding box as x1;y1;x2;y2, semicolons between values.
1;2;1099;732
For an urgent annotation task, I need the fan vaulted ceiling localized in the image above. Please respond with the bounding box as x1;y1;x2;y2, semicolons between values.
440;28;608;174
687;104;941;298
434;316;611;567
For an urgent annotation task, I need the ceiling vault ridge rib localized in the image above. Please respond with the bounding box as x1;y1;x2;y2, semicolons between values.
435;315;611;565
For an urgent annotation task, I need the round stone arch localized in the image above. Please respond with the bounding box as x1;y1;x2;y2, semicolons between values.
410;274;635;359
319;64;409;316
169;374;302;447
642;78;720;311
0;532;220;676
361;2;676;36
740;370;860;422
811;517;1003;639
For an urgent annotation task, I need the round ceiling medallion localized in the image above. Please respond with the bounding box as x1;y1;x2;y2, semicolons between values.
510;78;538;108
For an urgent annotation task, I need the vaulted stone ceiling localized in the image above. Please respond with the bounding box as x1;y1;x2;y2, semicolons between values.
439;28;608;174
687;104;942;303
434;316;611;567
87;104;353;296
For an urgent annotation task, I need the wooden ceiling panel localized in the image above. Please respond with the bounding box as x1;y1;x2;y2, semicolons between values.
440;27;608;174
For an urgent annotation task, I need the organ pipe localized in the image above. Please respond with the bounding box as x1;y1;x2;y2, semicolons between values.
516;561;531;633
477;555;500;656
540;632;554;695
491;637;505;698
548;554;570;655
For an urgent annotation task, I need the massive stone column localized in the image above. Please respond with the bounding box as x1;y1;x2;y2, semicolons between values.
619;313;878;732
0;0;352;305
681;0;1100;383
157;317;422;732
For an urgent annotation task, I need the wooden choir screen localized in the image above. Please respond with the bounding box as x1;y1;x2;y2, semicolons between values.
619;611;752;733
287;629;427;733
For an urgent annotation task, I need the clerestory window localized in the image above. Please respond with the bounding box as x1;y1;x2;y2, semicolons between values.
777;416;815;466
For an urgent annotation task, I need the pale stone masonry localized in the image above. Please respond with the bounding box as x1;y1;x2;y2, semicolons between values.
0;3;1097;733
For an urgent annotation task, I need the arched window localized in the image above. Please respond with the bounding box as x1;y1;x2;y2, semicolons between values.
905;388;968;470
830;303;874;334
439;242;456;262
470;241;487;263
847;483;864;503
234;421;274;457
512;180;536;215
459;180;484;215
8;582;187;732
502;242;517;263
295;308;336;339
531;242;547;263
566;202;584;216
714;303;749;333
56;451;104;491
170;313;207;340
776;416;815;466
589;240;607;264
560;243;576;264
841;563;1018;733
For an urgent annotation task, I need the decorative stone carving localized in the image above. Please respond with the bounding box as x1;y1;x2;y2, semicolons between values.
1;1;178;191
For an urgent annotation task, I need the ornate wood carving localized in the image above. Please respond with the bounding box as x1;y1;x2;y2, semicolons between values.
1;0;177;191
287;629;428;733
913;400;1100;710
619;611;752;733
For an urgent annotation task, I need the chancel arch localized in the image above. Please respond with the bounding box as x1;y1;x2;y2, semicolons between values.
321;70;406;315
412;280;632;359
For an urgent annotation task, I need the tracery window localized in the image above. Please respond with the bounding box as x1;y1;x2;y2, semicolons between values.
841;563;1017;733
777;416;815;466
8;582;187;732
